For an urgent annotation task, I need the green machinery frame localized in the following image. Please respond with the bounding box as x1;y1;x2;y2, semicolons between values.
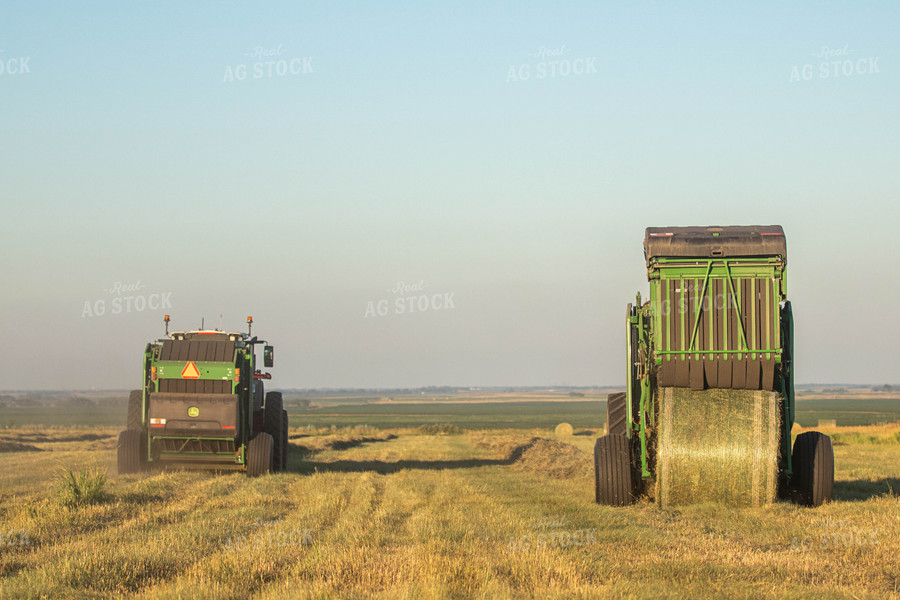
624;256;795;481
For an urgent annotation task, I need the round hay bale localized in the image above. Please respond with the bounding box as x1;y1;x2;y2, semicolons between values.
656;388;780;507
555;422;574;436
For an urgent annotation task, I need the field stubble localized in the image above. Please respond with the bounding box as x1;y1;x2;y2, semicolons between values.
0;426;897;599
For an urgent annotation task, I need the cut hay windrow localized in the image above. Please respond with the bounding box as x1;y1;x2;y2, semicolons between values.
656;388;780;507
0;440;43;453
512;438;591;479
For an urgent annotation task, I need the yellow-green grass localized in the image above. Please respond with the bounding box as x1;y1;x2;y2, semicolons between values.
0;426;897;599
794;422;900;446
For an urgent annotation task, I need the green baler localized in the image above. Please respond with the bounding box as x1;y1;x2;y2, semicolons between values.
117;316;288;476
595;226;834;506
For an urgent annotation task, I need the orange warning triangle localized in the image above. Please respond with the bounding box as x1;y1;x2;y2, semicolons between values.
181;361;200;379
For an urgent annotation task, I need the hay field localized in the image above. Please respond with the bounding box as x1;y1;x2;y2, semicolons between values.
0;426;898;599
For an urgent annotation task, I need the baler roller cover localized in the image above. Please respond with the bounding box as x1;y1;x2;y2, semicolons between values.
656;388;781;507
644;225;786;263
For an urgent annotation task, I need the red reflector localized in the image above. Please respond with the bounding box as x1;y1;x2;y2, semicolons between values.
222;425;236;429
150;424;165;428
649;232;673;237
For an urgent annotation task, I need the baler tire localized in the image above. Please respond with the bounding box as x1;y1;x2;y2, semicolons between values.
281;409;289;471
264;392;285;471
247;432;274;477
594;434;634;506
117;429;146;475
791;431;834;507
606;392;627;436
127;390;144;431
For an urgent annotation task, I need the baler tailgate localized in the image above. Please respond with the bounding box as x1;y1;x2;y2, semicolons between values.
655;264;781;391
149;392;239;435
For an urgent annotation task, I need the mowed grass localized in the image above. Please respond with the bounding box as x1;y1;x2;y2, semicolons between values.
0;428;898;599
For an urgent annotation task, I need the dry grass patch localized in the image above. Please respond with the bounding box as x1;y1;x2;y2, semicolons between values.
0;426;898;599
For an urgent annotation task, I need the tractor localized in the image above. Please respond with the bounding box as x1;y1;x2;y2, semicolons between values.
595;226;834;507
117;316;288;476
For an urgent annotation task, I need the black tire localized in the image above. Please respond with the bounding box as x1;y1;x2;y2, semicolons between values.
594;434;634;506
246;432;274;477
281;409;289;471
127;390;144;431
253;380;265;411
607;392;627;436
791;431;834;507
264;392;285;471
117;429;146;474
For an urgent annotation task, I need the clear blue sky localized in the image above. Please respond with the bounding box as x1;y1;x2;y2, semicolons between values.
1;1;898;389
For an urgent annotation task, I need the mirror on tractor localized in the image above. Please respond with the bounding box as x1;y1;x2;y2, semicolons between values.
264;345;274;368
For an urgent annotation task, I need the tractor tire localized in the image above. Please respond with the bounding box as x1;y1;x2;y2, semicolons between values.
127;390;144;431
246;432;274;477
281;409;289;471
252;409;265;433
117;429;146;474
253;380;265;411
594;433;634;506
264;392;285;471
791;431;834;507
607;392;627;436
